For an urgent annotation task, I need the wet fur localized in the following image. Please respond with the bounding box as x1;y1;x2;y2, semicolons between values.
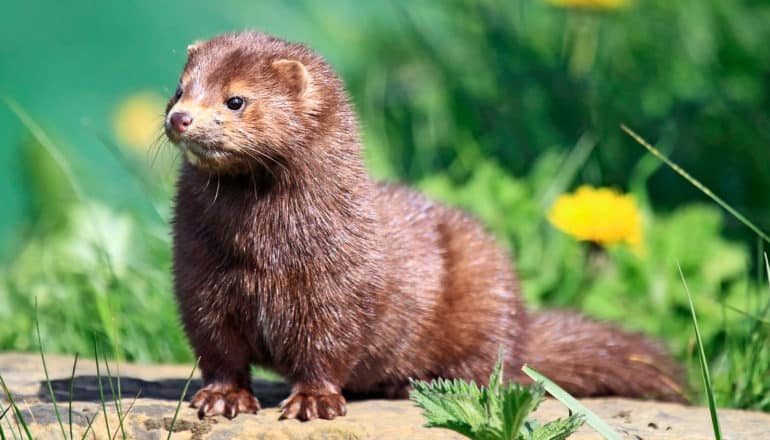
167;31;685;421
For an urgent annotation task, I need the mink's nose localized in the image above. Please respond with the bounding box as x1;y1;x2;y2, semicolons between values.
169;111;193;133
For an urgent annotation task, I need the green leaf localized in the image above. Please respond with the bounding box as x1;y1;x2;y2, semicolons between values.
501;383;542;440
522;365;620;440
410;378;491;437
529;416;585;440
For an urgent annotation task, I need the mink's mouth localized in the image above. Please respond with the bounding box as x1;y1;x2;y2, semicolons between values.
164;127;231;161
180;141;232;160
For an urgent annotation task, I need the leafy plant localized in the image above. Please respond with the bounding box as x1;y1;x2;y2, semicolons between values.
409;354;584;440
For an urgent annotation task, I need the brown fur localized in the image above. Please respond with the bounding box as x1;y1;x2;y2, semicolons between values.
164;31;685;421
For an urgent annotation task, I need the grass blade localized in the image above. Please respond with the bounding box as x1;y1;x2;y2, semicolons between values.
678;262;722;440
8;408;21;440
0;376;32;440
20;403;35;426
621;124;770;244
102;356;126;440
0;402;21;440
35;300;67;439
765;252;770;293
167;357;199;440
92;338;112;438
3;416;17;440
80;410;100;440
0;405;9;440
111;319;126;440
111;389;141;440
69;354;79;440
3;98;86;201
13;417;21;440
539;132;598;208
522;365;621;440
721;302;770;326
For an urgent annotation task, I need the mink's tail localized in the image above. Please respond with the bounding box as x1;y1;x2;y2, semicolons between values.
523;310;686;402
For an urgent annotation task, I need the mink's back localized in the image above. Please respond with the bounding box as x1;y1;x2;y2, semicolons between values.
354;183;684;401
343;182;528;391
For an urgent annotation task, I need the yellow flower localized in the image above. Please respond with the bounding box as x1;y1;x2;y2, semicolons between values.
112;91;166;152
548;186;643;248
546;0;629;10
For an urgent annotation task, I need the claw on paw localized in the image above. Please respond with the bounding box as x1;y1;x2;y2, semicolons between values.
279;391;346;421
190;384;260;419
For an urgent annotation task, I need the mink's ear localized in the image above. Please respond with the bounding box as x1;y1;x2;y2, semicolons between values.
186;40;203;56
271;59;309;97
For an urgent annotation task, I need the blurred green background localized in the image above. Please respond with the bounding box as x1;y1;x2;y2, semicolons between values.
1;0;769;410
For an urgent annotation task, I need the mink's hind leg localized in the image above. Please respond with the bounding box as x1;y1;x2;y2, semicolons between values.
384;383;411;399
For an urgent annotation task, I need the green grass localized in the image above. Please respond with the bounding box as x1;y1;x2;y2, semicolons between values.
678;263;722;440
67;354;78;440
101;345;126;439
0;375;33;440
35;301;66;439
0;306;196;439
0;407;11;440
93;337;112;437
167;358;199;440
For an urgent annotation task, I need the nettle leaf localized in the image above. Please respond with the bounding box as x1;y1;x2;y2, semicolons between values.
528;416;585;440
489;349;505;392
410;378;491;436
504;382;545;440
410;352;585;440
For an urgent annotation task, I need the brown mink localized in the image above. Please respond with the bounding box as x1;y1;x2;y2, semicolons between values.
164;31;684;421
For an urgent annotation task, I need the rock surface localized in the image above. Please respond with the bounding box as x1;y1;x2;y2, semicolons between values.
1;353;769;439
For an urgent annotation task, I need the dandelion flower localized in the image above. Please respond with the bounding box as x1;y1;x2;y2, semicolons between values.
548;185;642;248
112;91;166;152
546;0;629;11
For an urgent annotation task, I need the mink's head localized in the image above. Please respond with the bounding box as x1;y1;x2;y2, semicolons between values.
164;31;344;175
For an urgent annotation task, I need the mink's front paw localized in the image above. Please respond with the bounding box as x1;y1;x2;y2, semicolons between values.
190;383;260;419
279;387;347;421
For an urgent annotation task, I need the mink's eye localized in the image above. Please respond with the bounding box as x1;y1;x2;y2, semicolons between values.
226;96;244;111
174;86;183;101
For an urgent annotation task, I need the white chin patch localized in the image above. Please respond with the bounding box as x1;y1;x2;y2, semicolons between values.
179;140;230;168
